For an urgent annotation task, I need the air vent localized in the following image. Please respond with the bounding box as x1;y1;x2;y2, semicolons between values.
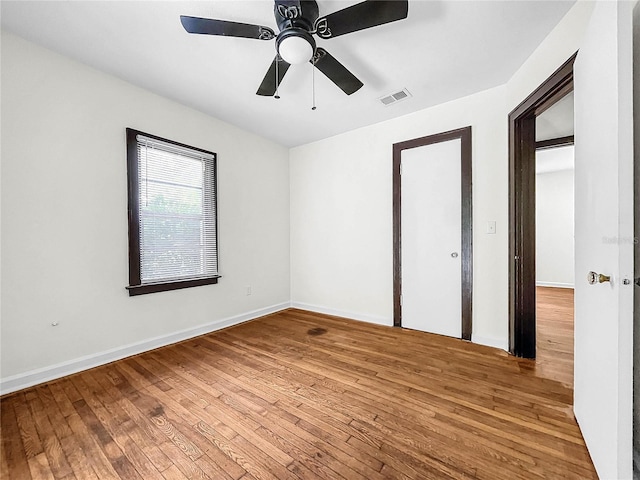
379;88;411;106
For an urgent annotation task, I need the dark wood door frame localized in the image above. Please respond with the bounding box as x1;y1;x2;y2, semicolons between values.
535;135;574;150
509;53;576;358
393;126;473;340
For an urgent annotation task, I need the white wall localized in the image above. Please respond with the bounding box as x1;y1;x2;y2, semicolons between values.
290;86;509;346
0;32;291;391
289;1;594;350
505;1;594;109
536;148;575;288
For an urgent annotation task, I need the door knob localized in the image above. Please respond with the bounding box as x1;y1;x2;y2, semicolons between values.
587;271;610;285
451;252;459;258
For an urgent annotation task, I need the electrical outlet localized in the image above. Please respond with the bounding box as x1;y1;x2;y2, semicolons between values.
246;286;252;296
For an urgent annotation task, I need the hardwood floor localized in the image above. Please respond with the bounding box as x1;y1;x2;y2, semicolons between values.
535;286;575;388
1;307;596;479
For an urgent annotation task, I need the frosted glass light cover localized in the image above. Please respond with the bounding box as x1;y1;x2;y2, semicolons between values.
278;35;313;65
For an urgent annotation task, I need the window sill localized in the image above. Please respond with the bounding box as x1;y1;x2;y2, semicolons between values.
126;276;220;296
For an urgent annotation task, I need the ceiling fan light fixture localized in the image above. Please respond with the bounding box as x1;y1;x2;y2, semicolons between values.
276;28;315;65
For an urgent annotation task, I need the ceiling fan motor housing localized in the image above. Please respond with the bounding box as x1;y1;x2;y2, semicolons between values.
274;1;319;64
274;1;319;32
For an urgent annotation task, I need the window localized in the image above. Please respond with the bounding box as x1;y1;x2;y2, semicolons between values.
126;128;219;296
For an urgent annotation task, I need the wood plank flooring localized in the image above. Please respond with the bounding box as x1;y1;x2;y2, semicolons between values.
1;306;595;479
535;286;575;388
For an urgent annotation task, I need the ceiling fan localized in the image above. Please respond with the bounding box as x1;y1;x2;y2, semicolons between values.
180;0;409;97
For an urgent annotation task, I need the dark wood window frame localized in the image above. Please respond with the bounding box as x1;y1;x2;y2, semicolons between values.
125;128;220;296
508;53;576;358
393;126;473;340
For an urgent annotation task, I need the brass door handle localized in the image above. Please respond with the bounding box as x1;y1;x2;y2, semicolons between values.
587;271;610;285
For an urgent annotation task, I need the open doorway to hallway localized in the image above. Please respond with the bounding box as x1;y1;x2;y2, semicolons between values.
534;93;575;387
508;53;574;360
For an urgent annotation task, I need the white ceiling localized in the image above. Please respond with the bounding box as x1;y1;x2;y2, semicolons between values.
536;91;574;141
1;0;575;147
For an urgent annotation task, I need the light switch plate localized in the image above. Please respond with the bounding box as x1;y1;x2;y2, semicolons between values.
487;221;496;234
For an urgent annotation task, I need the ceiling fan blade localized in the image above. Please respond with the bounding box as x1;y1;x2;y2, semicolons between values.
314;0;408;39
312;48;363;95
256;56;292;96
180;16;276;40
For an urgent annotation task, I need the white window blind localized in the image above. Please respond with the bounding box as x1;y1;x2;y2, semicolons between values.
136;134;217;283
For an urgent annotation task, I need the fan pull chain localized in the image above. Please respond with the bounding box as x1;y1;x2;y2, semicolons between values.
274;56;281;99
311;56;317;111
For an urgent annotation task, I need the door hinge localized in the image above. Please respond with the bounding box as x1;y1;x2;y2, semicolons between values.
400;294;403;306
400;164;403;175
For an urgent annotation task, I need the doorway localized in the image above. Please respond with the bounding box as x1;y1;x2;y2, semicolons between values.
392;127;472;338
508;53;576;358
534;114;575;384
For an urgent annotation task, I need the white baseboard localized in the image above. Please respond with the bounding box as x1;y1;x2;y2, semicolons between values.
471;334;509;352
536;281;574;289
0;302;512;394
290;301;392;327
292;302;508;352
0;302;290;396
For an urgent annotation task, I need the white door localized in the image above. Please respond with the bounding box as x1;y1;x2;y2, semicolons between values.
573;1;634;478
401;139;462;338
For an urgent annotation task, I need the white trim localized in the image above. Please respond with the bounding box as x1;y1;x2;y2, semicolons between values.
471;334;509;352
536;281;574;288
292;303;509;352
290;302;392;327
0;302;290;395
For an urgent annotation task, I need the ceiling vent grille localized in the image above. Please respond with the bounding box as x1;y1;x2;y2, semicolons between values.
379;88;411;106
